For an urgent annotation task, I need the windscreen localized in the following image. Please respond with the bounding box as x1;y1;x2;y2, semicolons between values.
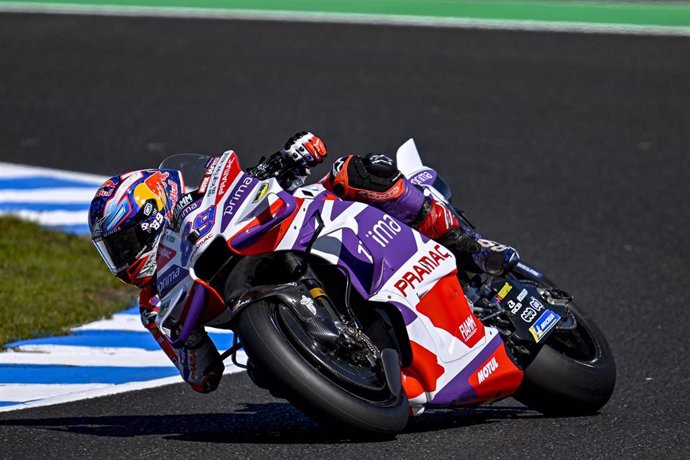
159;154;212;193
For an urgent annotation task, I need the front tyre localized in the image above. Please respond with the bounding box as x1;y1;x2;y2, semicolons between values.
513;300;616;415
236;300;409;436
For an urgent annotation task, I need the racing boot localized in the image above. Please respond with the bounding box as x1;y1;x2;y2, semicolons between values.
174;327;225;393
415;196;519;275
325;153;519;275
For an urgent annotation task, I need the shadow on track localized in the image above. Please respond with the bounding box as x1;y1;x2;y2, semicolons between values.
0;402;537;444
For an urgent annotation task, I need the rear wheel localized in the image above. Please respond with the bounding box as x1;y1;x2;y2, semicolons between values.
236;300;409;436
512;280;616;415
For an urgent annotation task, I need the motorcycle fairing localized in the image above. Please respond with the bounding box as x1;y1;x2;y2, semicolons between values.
272;187;523;411
156;147;523;412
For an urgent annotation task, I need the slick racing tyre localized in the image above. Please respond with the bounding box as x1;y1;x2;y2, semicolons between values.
236;300;409;436
513;290;616;416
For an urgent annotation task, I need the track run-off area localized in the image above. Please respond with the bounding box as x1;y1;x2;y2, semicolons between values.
1;0;690;34
0;2;688;458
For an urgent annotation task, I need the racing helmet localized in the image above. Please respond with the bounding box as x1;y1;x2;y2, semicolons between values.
88;169;183;286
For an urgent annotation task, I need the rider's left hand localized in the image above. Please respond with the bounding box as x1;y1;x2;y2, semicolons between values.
282;131;327;167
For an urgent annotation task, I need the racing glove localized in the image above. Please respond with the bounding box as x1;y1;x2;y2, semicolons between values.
281;131;327;168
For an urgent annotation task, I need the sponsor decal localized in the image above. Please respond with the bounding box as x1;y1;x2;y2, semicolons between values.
215;155;238;204
394;244;452;297
198;157;220;195
173;193;193;219
529;310;561;342
178;202;200;225
192;232;214;252
365;215;402;248
357;185;401;202
507;299;522;314
477;357;499;384
516;261;543;279
252;182;270;203
156;264;188;296
299;295;317;315
221;176;254;230
167;178;179;218
156;243;177;268
517;289;528;302
97;179;116;197
133;171;169;211
521;307;537;322
198;175;210;194
206;154;229;198
496;282;512;302
529;297;545;312
142;202;154;217
458;315;478;342
410;170;435;186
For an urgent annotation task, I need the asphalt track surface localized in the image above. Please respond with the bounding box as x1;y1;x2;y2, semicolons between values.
1;13;689;459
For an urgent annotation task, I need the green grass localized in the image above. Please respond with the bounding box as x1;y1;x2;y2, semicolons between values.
0;216;136;346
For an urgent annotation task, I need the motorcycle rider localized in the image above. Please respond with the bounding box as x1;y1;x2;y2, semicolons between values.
88;132;518;394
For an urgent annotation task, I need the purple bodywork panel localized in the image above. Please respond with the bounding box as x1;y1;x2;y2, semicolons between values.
220;175;259;232
293;192;430;301
429;334;503;407
409;168;437;187
231;190;297;250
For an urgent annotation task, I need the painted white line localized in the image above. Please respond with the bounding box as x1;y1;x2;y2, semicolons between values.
0;359;246;412
0;209;89;225
0;161;105;183
73;314;233;334
0;346;244;366
71;314;144;332
0;188;97;203
0;383;114;402
0;3;688;36
0;347;174;367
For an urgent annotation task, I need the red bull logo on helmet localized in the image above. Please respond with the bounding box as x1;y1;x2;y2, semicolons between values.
134;171;169;211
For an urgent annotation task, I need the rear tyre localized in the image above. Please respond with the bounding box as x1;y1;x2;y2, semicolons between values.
513;299;616;415
236;300;409;436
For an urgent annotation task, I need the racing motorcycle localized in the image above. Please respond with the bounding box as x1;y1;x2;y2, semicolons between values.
154;139;616;435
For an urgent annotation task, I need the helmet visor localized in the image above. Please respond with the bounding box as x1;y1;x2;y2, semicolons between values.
93;224;158;274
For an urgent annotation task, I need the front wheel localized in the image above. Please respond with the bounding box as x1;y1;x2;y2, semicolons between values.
235;300;409;436
513;298;616;415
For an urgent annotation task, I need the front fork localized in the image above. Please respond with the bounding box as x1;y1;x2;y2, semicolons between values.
280;252;344;325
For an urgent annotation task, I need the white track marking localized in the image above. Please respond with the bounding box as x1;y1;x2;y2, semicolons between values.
71;314;144;332
0;383;114;402
0;346;243;367
0;161;105;183
0;188;98;203
0;3;688;36
0;347;175;367
0;368;232;413
73;314;233;334
1;209;89;225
